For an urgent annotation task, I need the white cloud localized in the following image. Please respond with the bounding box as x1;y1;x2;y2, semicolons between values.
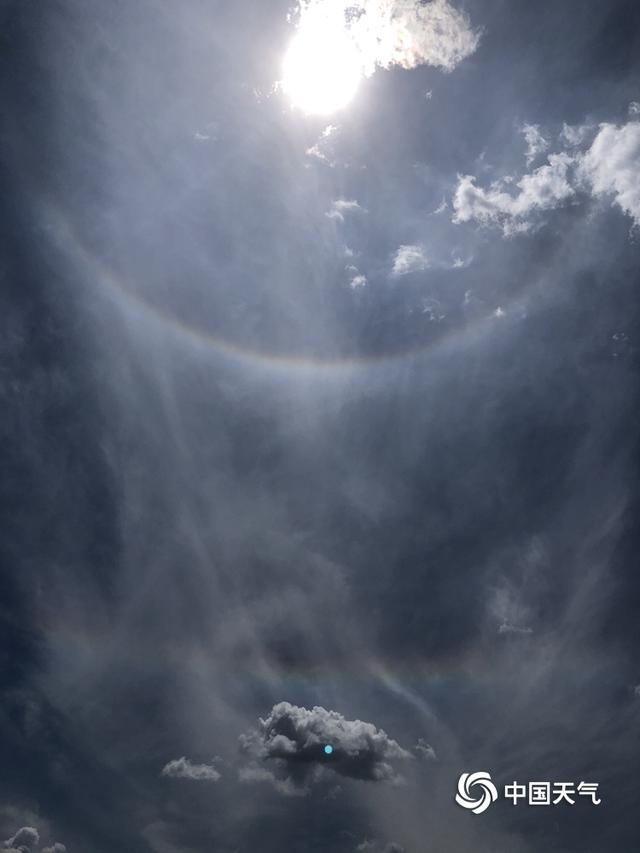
629;101;640;117
356;0;480;73
521;123;549;165
161;756;221;782
326;198;364;222
579;121;640;226
306;123;339;163
391;244;429;276
560;122;591;147
454;117;640;235
453;153;576;235
294;0;479;79
346;264;367;288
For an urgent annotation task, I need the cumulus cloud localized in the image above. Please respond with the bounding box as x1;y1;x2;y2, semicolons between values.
578;121;640;226
629;101;640;117
521;123;549;165
3;828;39;853
3;825;64;853
239;702;411;792
391;244;430;276
294;0;479;78
454;117;640;234
453;153;576;234
161;756;222;782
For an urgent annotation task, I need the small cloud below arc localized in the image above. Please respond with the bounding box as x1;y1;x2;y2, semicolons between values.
238;702;411;794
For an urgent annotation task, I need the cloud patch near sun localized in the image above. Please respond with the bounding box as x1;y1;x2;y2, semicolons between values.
292;0;480;77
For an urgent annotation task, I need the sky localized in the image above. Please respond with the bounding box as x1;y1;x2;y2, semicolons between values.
1;0;640;851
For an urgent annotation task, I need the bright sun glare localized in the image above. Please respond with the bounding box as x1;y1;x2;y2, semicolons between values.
282;17;363;115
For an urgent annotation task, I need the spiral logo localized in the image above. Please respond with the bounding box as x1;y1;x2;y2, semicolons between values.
455;771;498;814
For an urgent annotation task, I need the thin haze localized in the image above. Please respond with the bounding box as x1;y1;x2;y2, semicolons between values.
1;1;640;852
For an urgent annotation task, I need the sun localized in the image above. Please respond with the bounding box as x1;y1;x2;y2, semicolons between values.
281;16;363;115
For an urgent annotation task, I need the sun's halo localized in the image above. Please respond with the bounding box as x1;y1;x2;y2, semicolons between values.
281;18;363;115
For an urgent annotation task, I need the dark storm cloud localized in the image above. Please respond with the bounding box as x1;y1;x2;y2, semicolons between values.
239;702;412;789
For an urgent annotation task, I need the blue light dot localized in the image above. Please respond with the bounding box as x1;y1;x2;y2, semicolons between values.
324;744;333;755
